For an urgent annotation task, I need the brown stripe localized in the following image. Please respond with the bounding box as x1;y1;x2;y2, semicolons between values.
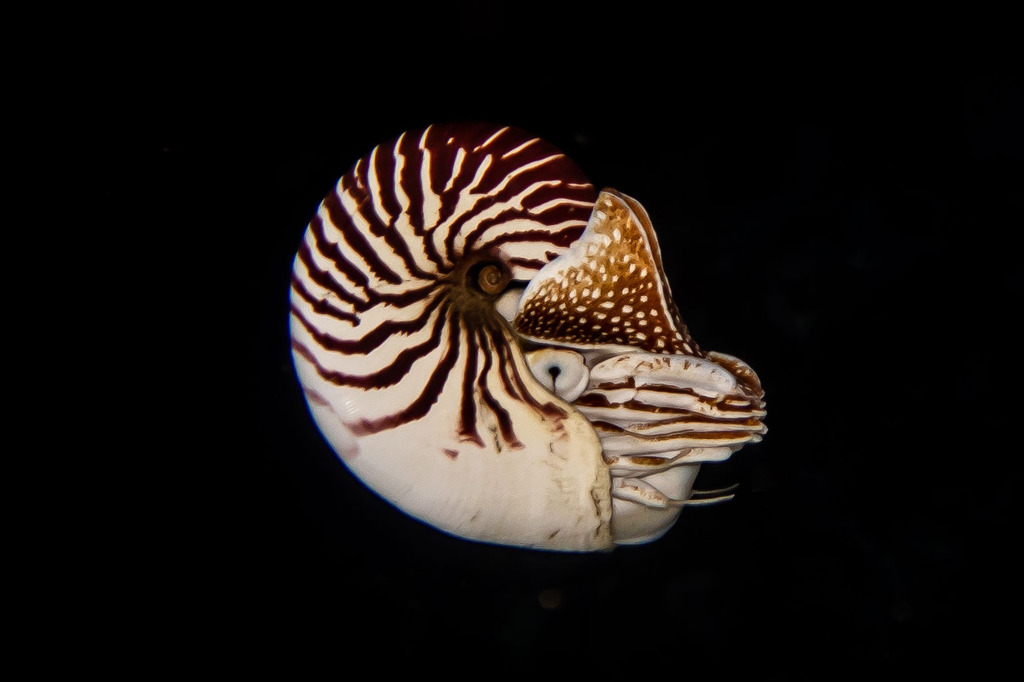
296;237;440;313
393;131;452;272
396;133;426;234
309;208;372;295
495;329;568;422
372;143;401;230
289;290;442;355
585;383;760;410
291;300;449;389
576;392;759;417
591;421;761;441
589;413;765;428
464;225;584;256
290;271;360;324
504;256;551;271
457;326;484;447
351;156;436;282
471;148;559;199
476;326;522;449
349;305;463;436
324;180;405;286
295;240;369;310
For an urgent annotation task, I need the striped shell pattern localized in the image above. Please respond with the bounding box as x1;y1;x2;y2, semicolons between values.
290;123;766;551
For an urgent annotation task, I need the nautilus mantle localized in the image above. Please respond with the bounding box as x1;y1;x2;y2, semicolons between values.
289;123;766;551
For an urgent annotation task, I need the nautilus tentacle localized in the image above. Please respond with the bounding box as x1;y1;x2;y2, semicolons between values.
513;189;766;545
290;124;766;551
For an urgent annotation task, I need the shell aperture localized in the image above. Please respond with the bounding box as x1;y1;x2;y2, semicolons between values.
290;124;766;551
513;190;766;544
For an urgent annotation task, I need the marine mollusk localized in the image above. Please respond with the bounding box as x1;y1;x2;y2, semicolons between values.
289;123;766;551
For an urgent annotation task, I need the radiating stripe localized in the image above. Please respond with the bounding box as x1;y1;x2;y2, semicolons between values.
290;290;443;355
308;213;374;295
457;326;484;448
370;144;402;227
475;325;522;449
352;156;436;281
292;299;448;389
467;225;586;255
293;238;436;312
290;273;360;325
291;123;598;443
347;310;463;436
325;181;406;286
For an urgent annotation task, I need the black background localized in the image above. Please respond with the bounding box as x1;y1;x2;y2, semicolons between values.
142;19;1021;675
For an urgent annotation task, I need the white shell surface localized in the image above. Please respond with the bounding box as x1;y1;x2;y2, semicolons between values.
291;125;766;551
290;124;616;550
303;342;613;550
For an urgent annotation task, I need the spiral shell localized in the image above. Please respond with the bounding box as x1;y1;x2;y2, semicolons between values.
290;123;766;551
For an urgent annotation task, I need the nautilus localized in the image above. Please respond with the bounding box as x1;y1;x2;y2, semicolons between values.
290;123;766;551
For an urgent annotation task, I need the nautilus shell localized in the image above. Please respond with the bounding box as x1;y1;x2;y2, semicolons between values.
290;123;766;551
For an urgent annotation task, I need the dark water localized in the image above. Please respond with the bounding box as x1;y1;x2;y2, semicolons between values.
143;49;1020;674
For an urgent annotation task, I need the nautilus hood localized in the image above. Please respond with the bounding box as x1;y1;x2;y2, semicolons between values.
289;123;766;551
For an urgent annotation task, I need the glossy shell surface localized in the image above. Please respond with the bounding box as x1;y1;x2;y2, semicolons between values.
290;123;766;551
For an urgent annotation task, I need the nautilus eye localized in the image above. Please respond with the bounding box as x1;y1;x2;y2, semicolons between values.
290;123;766;551
524;349;589;402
